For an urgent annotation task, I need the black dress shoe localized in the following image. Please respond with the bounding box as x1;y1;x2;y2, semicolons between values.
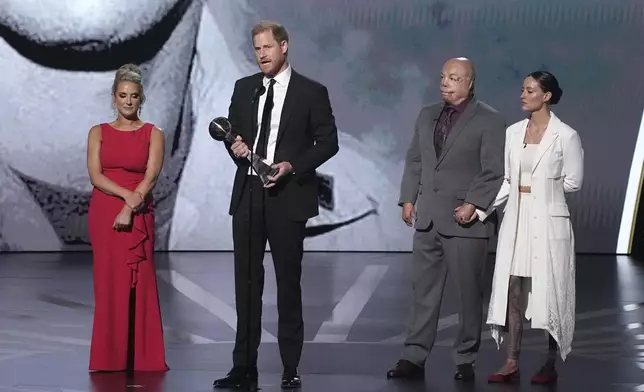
213;366;258;390
386;359;425;379
281;367;301;389
454;363;475;381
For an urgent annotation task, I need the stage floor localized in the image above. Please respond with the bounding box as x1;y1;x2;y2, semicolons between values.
0;251;642;392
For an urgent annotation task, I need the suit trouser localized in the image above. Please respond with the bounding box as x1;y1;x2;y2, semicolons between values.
402;222;488;366
231;176;306;369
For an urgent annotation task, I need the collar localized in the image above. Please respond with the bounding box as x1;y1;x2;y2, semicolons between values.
263;64;292;87
446;94;473;113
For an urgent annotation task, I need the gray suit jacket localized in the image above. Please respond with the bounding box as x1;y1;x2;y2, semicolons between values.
399;97;506;238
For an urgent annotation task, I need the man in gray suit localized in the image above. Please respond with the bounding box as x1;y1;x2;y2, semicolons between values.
387;57;505;381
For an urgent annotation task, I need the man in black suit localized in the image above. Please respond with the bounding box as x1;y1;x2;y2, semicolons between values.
213;21;339;390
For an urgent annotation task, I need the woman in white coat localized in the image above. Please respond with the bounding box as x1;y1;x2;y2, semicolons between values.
480;71;583;384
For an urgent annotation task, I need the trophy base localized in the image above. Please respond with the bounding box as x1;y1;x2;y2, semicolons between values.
249;153;279;186
256;167;280;186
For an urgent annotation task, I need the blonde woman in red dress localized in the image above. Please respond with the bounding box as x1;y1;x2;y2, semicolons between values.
86;64;168;372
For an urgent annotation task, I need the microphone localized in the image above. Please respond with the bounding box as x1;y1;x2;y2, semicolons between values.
252;85;266;104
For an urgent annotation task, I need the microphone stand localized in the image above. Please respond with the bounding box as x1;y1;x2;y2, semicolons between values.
208;84;266;390
246;140;254;389
246;85;264;389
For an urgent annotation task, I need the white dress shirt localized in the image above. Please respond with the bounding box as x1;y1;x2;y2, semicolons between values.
248;65;291;175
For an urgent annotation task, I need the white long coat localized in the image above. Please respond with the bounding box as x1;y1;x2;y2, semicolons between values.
479;112;584;361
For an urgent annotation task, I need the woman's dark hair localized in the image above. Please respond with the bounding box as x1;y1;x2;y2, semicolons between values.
528;71;563;105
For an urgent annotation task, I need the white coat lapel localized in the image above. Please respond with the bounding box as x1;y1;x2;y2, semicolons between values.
532;113;560;174
513;119;528;175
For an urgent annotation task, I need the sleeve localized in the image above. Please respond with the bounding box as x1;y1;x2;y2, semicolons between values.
476;125;512;221
464;113;506;209
224;79;249;168
398;109;423;206
288;85;339;174
562;131;584;192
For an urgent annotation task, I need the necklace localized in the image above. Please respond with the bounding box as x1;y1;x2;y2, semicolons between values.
525;119;547;144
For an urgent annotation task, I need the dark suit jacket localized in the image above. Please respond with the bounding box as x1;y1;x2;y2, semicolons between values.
226;69;339;221
399;98;506;238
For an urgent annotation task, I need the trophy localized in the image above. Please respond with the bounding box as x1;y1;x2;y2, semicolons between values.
209;117;279;185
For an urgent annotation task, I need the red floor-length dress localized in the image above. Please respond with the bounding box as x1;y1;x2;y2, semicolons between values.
88;122;168;371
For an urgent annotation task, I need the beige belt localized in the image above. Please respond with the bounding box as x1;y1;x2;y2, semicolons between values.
519;186;532;193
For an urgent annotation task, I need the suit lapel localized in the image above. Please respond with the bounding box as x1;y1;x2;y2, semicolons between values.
436;99;478;165
275;71;300;147
531;114;559;174
426;106;442;160
247;73;263;142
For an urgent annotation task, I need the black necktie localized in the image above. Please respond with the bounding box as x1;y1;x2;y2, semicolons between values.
256;79;276;159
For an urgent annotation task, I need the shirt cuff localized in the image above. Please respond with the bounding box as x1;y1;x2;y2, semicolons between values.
476;208;489;222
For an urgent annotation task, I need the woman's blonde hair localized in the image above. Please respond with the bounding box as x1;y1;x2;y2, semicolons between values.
111;63;145;104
